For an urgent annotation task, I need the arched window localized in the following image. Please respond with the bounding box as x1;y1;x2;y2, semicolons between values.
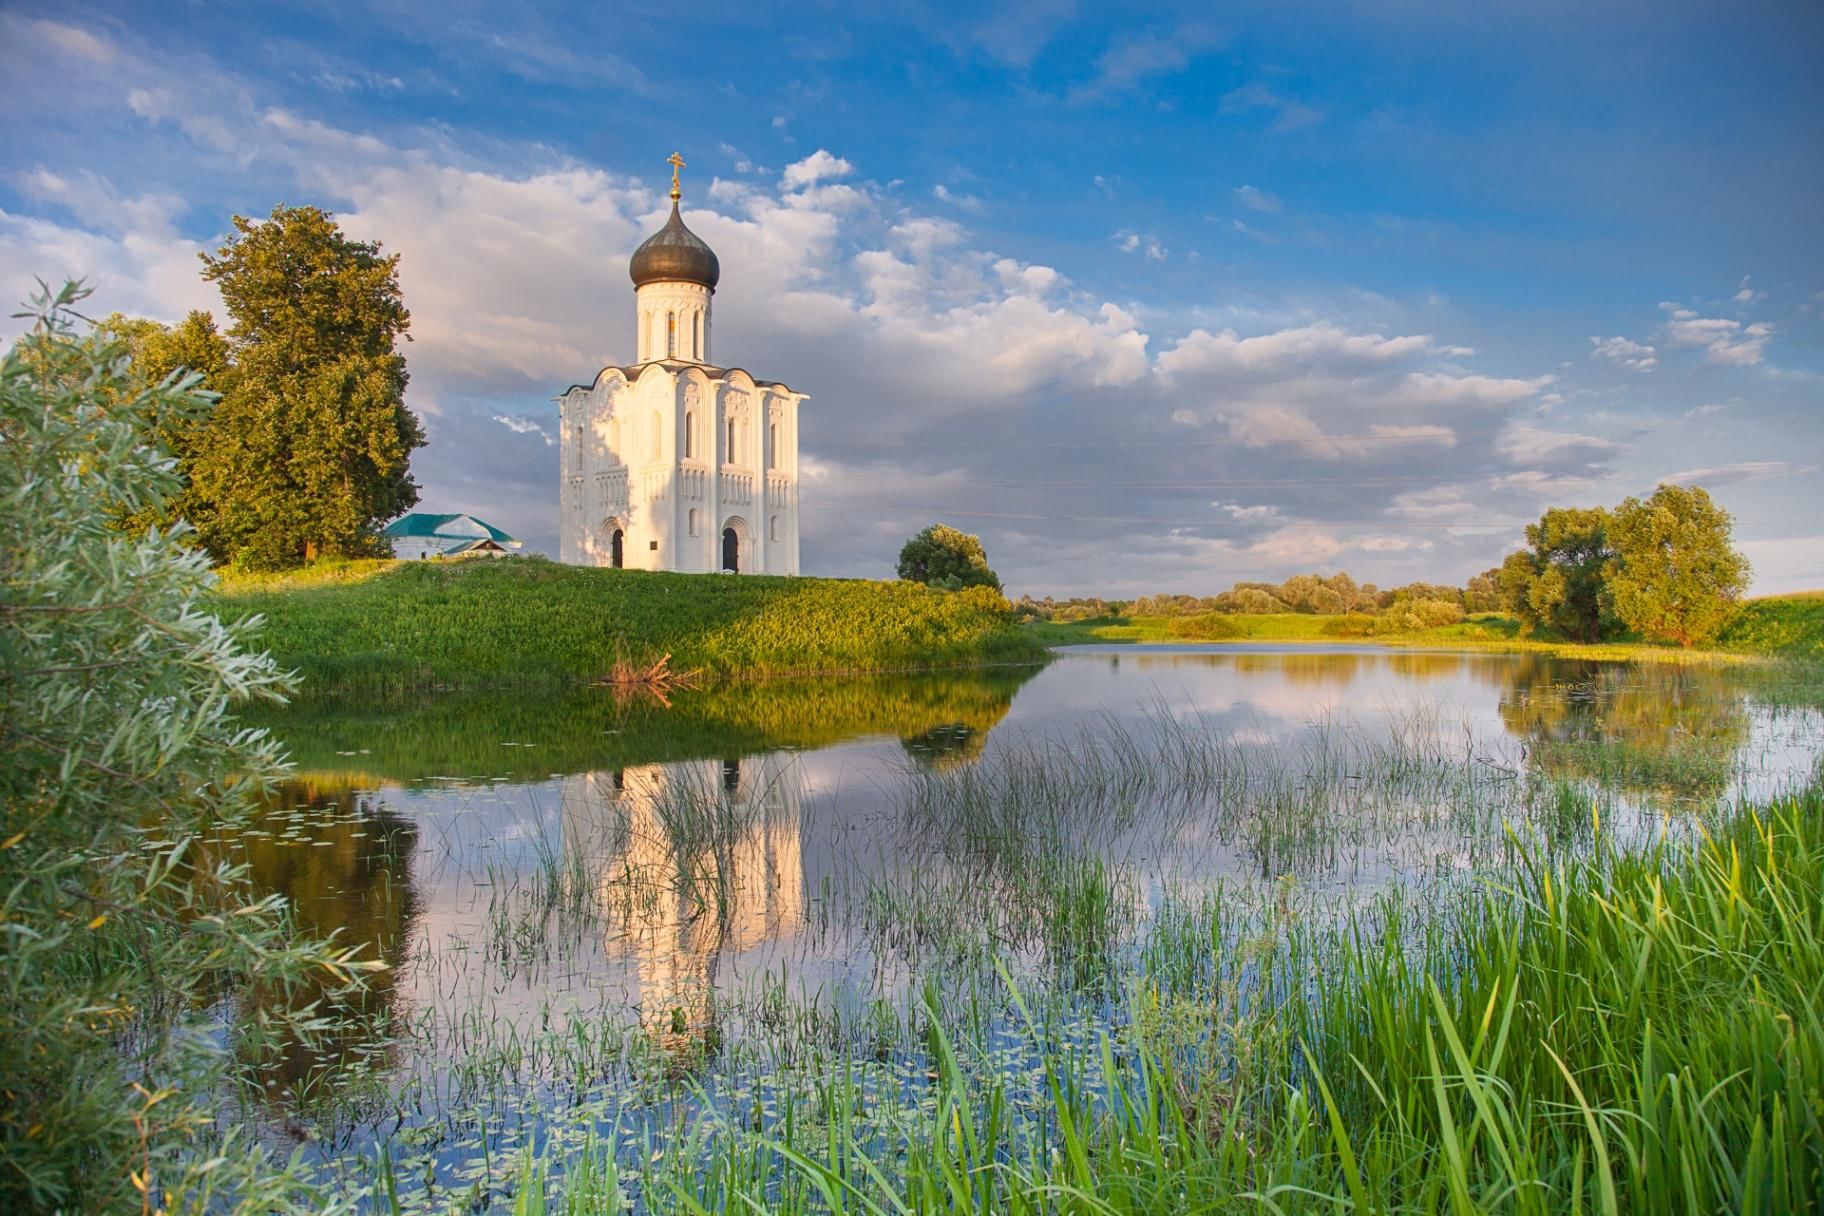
667;312;676;358
688;508;698;536
769;515;780;542
768;422;778;470
651;411;661;458
572;424;584;469
684;410;694;459
693;311;703;360
726;417;737;463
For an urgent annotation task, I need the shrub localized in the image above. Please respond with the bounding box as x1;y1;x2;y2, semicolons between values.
1382;597;1466;631
1;284;360;1212
897;524;1002;591
1165;612;1248;641
1320;613;1379;638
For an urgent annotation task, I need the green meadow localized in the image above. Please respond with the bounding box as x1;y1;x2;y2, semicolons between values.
211;556;1046;698
1031;590;1824;663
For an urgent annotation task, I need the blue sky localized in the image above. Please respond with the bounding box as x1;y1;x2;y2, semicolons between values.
3;1;1821;594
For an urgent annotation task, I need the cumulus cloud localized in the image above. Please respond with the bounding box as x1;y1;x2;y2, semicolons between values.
1113;229;1166;261
781;150;855;190
1659;302;1773;365
2;15;1706;595
1590;334;1657;370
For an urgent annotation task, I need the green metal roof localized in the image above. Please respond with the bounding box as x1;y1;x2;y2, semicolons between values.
383;513;519;545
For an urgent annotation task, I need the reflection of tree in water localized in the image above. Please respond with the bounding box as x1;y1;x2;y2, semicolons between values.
900;722;991;770
1498;659;1749;807
228;778;418;1104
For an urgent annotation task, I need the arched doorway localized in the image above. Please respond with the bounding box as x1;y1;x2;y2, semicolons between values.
721;526;739;573
610;527;625;569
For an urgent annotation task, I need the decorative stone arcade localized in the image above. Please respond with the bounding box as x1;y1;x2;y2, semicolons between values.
558;152;806;574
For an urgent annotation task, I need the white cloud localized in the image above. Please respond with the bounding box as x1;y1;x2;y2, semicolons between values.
1219;82;1323;131
781;150;854;190
1073;25;1222;100
1494;425;1622;467
932;184;985;213
1233;185;1282;214
1158;323;1433;376
492;414;553;445
1250;526;1343;562
1659;302;1773;365
1112;229;1166;260
1661;461;1807;486
1589;334;1657;371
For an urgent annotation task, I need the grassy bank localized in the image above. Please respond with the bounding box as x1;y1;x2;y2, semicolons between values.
211;556;1046;697
1034;592;1824;663
1720;591;1824;659
486;783;1824;1212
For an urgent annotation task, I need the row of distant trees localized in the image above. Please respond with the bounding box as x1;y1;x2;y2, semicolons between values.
102;205;422;570
1012;483;1750;648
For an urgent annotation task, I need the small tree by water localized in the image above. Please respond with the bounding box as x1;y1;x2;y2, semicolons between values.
897;523;1002;592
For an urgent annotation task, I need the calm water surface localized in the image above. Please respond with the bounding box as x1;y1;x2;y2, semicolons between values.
235;647;1822;1201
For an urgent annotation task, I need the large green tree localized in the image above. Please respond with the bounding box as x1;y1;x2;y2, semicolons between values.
195;205;423;568
897;523;1002;591
1606;483;1749;646
1496;507;1615;642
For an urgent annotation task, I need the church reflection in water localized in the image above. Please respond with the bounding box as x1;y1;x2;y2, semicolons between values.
560;753;805;1058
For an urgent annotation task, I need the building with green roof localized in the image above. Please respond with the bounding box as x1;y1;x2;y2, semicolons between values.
382;513;522;561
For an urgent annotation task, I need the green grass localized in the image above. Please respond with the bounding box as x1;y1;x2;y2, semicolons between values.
1032;609;1787;665
491;787;1824;1213
1720;591;1824;659
211;556;1046;698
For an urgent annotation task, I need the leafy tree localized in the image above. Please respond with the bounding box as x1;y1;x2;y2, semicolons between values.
1;284;367;1211
1497;507;1615;642
195;205;423;569
97;310;231;539
1463;567;1504;614
897;523;1002;591
1607;483;1750;646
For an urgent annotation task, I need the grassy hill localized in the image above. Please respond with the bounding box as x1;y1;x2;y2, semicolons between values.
1718;591;1824;659
212;557;1046;698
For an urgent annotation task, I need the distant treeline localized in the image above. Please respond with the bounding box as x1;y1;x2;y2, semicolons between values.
1016;485;1755;650
1016;570;1487;626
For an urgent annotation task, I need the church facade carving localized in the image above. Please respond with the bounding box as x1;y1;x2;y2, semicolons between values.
559;153;804;575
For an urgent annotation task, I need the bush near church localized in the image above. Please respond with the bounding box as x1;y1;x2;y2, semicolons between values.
897;523;1003;592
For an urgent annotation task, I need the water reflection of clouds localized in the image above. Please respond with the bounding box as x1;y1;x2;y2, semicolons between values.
239;648;1822;1158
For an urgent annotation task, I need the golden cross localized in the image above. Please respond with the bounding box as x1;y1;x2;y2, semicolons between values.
667;151;685;201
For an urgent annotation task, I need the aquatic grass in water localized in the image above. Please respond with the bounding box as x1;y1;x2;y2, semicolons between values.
217;652;1824;1209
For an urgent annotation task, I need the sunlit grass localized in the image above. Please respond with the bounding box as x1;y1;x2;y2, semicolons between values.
210;555;1046;697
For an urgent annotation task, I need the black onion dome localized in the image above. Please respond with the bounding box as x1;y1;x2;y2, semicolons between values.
629;203;720;291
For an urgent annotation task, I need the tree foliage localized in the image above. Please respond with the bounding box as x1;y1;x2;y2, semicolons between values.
97;310;231;537
0;284;364;1212
897;523;1003;591
1606;483;1749;646
191;205;424;569
1495;506;1615;642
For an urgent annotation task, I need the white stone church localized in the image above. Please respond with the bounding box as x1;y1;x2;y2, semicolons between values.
558;155;804;574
